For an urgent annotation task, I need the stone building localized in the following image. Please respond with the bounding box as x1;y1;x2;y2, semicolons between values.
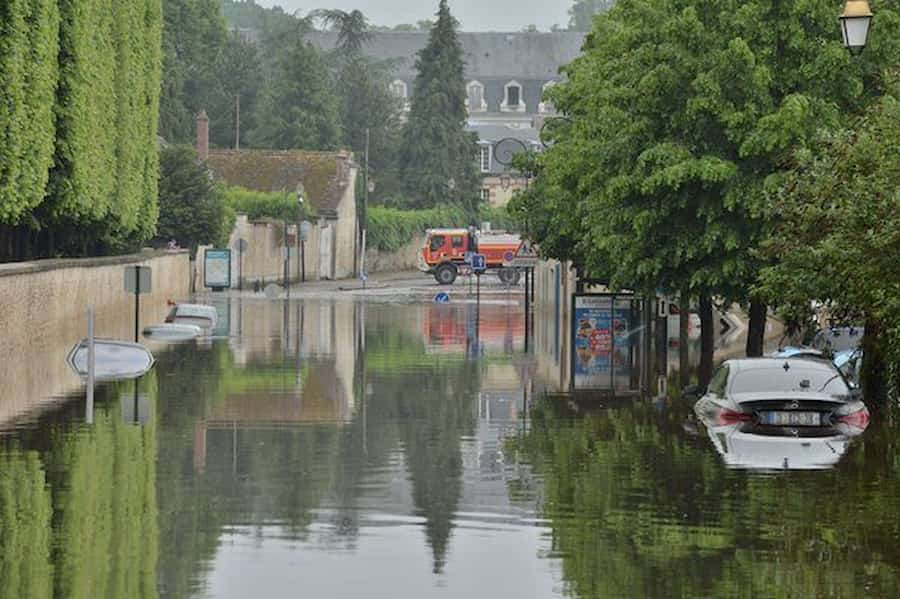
309;31;585;206
196;113;358;281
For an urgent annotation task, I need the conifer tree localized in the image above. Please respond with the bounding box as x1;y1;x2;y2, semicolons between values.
399;0;479;213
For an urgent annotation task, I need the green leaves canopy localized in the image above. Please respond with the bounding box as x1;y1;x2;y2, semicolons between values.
517;0;900;300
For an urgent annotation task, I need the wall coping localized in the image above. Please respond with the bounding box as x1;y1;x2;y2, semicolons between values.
0;250;190;279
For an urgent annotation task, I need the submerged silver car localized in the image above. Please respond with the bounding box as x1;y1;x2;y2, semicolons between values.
694;358;869;431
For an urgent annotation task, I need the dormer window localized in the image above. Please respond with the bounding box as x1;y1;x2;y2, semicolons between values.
539;81;557;114
501;81;525;113
467;81;487;113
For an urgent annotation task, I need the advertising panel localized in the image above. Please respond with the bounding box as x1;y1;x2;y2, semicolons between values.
205;249;232;289
572;294;640;393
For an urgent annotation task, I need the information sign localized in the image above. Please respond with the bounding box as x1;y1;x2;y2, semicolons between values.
205;249;232;289
472;253;487;272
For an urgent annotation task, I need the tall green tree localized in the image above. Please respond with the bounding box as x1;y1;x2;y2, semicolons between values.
314;9;402;200
760;89;900;396
398;0;479;212
159;0;228;144
568;0;616;31
517;0;900;355
249;23;342;150
207;32;264;149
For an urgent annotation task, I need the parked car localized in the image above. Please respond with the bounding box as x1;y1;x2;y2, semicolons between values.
165;303;218;331
811;326;864;354
693;357;868;430
769;346;825;359
693;357;869;470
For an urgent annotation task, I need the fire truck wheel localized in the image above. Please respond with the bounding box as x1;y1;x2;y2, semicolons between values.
435;263;458;285
497;268;521;286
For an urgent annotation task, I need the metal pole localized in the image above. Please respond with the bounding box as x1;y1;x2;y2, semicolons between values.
301;240;306;282
134;270;140;343
524;268;530;353
87;305;95;425
235;94;240;151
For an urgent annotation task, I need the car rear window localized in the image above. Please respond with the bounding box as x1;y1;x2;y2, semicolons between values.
730;364;849;396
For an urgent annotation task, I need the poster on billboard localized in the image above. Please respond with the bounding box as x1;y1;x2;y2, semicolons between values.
205;249;232;290
571;293;640;393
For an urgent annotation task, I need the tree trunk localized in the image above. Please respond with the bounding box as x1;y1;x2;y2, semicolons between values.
699;294;714;388
746;298;767;357
861;317;887;403
679;294;690;389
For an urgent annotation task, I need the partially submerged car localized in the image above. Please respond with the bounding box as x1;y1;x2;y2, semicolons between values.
164;303;218;331
693;358;869;470
694;358;868;432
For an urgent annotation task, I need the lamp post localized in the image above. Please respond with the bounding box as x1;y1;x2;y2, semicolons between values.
840;0;873;54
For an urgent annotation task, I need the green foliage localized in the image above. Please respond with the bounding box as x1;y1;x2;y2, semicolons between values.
249;34;342;150
523;0;900;305
760;90;900;377
0;451;52;599
222;185;311;223
157;145;228;250
399;1;480;212
159;0;228;144
568;0;615;31
0;0;59;225
207;32;264;149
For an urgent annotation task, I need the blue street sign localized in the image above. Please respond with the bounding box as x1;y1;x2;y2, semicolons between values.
464;251;475;265
472;253;486;272
434;292;451;303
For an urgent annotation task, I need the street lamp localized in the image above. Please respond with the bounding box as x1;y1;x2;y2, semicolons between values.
840;0;873;54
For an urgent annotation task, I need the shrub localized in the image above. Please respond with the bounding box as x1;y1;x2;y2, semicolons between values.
156;146;227;250
222;186;311;223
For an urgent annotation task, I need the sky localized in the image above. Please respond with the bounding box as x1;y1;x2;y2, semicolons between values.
256;0;572;32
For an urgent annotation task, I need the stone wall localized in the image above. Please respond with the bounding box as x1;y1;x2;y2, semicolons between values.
0;250;191;425
365;235;424;274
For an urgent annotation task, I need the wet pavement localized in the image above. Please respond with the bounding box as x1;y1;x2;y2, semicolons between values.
1;283;899;598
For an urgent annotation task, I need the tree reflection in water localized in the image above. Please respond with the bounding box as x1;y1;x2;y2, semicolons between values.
512;396;900;598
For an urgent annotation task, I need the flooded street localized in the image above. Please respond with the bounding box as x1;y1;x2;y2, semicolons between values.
2;287;899;598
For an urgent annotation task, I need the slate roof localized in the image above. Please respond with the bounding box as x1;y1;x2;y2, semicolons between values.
308;31;585;80
205;150;355;215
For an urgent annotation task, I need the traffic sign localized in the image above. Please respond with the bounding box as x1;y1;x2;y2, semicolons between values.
472;253;487;272
511;243;539;268
124;266;152;295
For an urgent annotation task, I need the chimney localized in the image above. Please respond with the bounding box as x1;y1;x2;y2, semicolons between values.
196;110;209;161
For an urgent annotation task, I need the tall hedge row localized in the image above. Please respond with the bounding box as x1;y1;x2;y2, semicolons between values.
0;0;60;224
0;0;162;256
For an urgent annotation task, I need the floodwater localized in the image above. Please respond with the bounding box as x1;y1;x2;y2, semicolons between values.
1;289;899;598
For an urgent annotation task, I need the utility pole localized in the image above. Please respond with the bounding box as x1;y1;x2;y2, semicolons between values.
235;94;241;150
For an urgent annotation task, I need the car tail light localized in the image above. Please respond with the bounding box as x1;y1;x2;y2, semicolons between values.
718;409;753;425
837;409;869;429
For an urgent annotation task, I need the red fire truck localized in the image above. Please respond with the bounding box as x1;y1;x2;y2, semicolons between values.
418;228;523;285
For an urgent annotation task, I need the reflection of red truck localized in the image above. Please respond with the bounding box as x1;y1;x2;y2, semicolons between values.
418;228;523;285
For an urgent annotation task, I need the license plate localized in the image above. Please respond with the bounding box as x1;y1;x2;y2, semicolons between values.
759;411;823;426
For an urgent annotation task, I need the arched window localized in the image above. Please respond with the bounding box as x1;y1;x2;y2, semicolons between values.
501;80;525;112
539;80;557;114
467;81;487;113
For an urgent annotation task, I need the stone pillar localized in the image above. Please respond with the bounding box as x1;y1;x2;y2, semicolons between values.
196;110;209;161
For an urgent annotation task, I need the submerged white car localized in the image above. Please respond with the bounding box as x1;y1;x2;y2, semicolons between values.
693;358;869;469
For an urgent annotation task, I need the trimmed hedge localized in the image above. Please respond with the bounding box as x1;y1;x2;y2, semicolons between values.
1;0;162;255
367;204;518;252
222;186;312;223
0;0;60;224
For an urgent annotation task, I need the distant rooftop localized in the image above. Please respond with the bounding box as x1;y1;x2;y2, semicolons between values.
308;31;585;80
205;150;355;215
